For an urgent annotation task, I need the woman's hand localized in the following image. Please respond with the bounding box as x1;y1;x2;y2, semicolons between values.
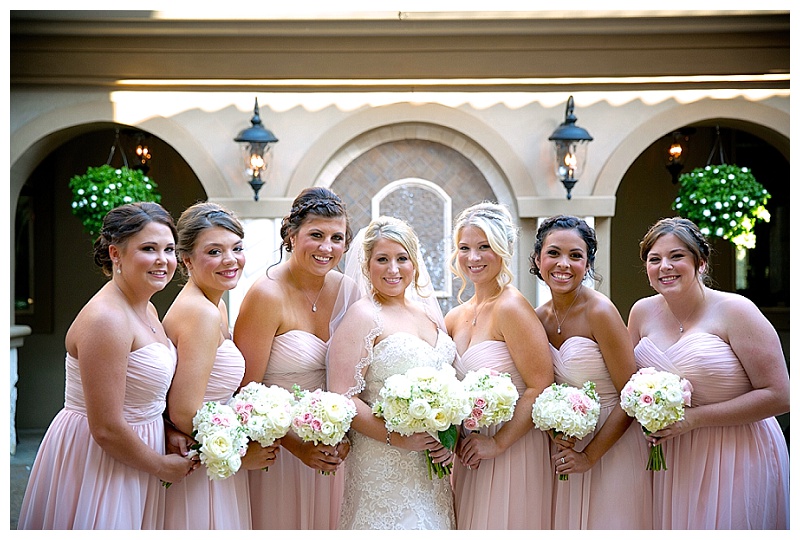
552;447;593;476
292;439;344;474
240;440;281;471
335;436;351;461
549;430;576;450
157;452;199;485
392;432;454;466
456;432;500;469
646;409;697;445
164;421;195;457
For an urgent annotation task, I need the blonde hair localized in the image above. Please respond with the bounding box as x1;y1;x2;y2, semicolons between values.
361;216;427;297
450;202;517;303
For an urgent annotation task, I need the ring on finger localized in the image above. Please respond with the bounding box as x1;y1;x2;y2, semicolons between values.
561;457;565;464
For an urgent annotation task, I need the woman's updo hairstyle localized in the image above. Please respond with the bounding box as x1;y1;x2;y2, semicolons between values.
529;214;600;283
639;217;712;286
280;187;352;254
175;202;244;278
361;216;426;298
93;201;177;277
450;201;517;303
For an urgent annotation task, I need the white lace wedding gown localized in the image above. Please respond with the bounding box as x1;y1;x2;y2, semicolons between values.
338;330;458;530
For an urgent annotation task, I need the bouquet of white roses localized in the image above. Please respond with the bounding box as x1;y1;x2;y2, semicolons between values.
190;400;250;480
620;367;692;471
461;367;519;432
372;364;472;479
230;382;295;470
290;385;357;474
531;381;601;480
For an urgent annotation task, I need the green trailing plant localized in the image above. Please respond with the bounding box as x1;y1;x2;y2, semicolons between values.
69;165;162;236
672;164;770;250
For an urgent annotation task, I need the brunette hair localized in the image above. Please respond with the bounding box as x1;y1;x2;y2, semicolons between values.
280;187;352;254
639;217;712;286
529;214;600;283
93;202;177;276
175;202;244;277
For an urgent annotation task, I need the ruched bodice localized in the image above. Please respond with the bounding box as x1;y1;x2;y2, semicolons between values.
634;333;754;406
64;342;176;425
250;328;343;530
454;340;524;394
263;330;328;391
451;339;553;529
165;338;250;530
551;336;619;410
203;339;246;403
547;335;653;529
633;332;789;529
19;341;177;529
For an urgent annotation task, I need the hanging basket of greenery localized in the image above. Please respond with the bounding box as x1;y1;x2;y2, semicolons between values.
69;164;162;236
672;163;770;250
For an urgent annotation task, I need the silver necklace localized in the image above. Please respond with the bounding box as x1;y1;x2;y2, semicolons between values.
667;300;699;334
289;266;325;312
472;300;488;326
114;281;156;333
553;284;582;335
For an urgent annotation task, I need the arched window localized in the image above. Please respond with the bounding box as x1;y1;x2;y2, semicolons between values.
372;178;452;298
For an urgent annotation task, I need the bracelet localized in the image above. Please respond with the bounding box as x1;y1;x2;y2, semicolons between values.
385;430;392;446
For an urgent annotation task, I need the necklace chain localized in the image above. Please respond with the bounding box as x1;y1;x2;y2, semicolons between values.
553;284;582;335
113;281;156;333
472;300;488;326
289;265;325;313
667;300;699;334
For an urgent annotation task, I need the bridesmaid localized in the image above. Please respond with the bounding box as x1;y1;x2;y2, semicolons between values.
18;202;197;529
531;215;652;529
628;217;789;529
234;187;358;529
446;202;554;529
162;202;278;529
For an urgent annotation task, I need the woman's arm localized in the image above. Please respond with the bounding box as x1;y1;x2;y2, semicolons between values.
233;277;282;387
655;294;789;443
164;294;221;435
459;290;554;467
553;293;636;474
76;304;195;484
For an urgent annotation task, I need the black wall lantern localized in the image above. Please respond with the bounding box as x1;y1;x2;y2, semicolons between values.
234;98;279;201
548;96;593;200
665;128;695;183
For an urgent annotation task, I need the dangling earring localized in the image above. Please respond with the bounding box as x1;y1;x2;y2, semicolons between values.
114;260;121;274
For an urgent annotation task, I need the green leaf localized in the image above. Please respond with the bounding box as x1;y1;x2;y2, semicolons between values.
437;424;458;451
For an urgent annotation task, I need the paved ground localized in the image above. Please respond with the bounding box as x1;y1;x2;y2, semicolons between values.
9;429;43;530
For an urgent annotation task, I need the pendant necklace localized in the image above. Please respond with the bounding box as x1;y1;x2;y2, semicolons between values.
290;266;325;312
472;300;487;326
553;284;582;335
667;300;699;334
114;281;156;333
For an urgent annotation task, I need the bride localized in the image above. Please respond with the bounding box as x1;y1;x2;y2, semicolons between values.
327;216;457;530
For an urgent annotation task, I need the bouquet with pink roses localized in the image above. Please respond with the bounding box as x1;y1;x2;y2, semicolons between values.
619;367;693;471
461;367;519;432
531;381;601;480
229;382;295;471
290;385;358;475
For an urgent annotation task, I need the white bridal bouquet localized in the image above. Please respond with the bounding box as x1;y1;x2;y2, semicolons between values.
230;382;295;470
531;381;601;480
190;400;250;480
620;367;693;471
372;364;472;479
461;367;519;431
290;385;358;475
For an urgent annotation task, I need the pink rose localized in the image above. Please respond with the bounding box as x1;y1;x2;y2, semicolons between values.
238;411;251;424
639;394;654;406
301;412;314;424
680;379;693;407
474;398;487;409
464;418;478;431
212;414;231;427
569;393;590;414
471;407;484;420
311;418;322;431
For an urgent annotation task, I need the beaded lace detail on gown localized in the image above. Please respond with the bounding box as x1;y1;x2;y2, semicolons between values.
338;327;458;530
